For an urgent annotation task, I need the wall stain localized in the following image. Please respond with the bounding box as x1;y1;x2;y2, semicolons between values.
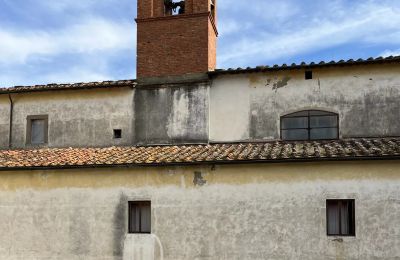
248;75;265;88
193;171;207;186
69;208;90;256
113;193;128;257
272;76;291;92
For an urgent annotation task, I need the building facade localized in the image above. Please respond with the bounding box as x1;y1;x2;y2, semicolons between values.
0;0;399;259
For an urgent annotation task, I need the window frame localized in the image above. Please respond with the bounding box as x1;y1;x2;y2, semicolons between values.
128;201;151;234
26;115;49;145
280;110;339;141
326;199;356;237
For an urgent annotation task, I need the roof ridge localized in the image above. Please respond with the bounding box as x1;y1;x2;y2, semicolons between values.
0;79;137;94
211;55;400;75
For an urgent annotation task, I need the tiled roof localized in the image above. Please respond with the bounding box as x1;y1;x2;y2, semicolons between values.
0;137;399;170
1;56;399;94
209;56;400;76
0;80;136;94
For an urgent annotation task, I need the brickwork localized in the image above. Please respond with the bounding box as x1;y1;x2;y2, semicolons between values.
136;0;217;78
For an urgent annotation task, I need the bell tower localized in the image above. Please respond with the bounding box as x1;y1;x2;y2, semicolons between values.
136;0;218;79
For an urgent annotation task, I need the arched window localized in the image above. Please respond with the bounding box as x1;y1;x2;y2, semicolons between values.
281;110;339;141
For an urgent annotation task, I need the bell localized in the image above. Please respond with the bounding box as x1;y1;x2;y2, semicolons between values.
164;0;185;15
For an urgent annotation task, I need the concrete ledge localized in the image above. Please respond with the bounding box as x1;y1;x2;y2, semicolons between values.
136;73;210;87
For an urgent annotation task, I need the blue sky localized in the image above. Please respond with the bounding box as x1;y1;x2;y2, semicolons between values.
0;0;399;87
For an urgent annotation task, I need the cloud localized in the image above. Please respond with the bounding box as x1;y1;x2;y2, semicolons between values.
217;0;400;67
0;17;135;65
380;49;400;57
1;0;399;86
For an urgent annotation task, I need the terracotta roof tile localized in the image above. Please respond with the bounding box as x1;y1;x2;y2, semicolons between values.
0;80;136;94
209;56;400;76
0;137;399;170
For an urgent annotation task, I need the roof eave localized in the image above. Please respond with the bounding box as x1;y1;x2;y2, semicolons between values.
1;155;398;171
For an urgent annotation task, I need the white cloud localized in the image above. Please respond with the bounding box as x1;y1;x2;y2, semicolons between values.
37;0;117;12
218;1;400;67
380;49;400;57
0;67;113;87
42;67;114;84
0;17;135;65
218;19;251;36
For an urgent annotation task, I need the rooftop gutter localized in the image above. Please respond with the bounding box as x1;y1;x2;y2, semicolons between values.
0;155;398;171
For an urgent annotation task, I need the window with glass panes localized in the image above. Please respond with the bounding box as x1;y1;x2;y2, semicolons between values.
281;110;338;141
128;201;151;234
327;199;355;236
26;115;48;145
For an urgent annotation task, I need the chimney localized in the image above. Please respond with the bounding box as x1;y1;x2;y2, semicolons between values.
136;0;218;79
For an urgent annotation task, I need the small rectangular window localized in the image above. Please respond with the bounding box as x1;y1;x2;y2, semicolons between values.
129;201;151;234
113;129;122;139
327;199;355;236
305;70;313;80
26;115;48;145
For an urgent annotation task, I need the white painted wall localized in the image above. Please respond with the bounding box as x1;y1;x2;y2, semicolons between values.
210;64;400;142
0;162;399;259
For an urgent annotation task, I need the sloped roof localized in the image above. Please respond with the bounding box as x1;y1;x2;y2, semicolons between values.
0;80;136;94
0;137;399;170
1;56;399;94
209;56;400;76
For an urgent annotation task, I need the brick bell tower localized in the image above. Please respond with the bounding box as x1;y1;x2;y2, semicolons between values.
136;0;218;78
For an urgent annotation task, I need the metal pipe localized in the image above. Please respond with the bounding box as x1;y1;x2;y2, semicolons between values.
8;94;14;149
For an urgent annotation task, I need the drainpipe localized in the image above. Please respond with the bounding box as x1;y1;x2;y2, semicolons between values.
8;94;14;149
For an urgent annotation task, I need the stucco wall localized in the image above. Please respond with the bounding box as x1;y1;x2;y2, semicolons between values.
210;64;400;142
0;96;10;148
0;88;134;149
134;83;209;145
0;161;399;259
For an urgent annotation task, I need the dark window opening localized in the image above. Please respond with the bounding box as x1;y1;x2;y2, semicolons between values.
129;201;151;234
305;70;313;80
281;110;339;141
113;129;122;139
164;0;185;15
327;199;355;236
26;115;48;145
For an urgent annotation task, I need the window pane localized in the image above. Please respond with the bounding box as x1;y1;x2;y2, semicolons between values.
129;204;140;233
340;201;349;235
140;203;151;233
327;201;340;235
282;129;308;140
310;116;337;128
31;119;45;144
310;128;338;140
281;117;308;129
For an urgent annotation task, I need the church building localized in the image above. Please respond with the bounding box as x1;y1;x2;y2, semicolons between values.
0;0;399;259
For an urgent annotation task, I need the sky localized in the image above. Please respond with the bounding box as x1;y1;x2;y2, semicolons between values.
0;0;399;87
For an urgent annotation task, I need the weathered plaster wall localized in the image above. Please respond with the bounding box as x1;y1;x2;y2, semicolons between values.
0;88;134;149
0;161;399;259
210;64;400;142
134;83;209;145
0;96;10;148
